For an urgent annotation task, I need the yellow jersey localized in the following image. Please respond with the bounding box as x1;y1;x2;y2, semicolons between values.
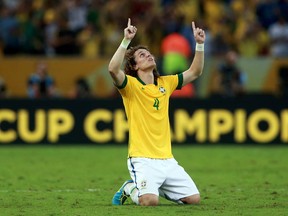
117;74;183;159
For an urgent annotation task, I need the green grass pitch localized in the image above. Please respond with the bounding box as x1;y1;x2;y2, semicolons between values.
0;145;287;216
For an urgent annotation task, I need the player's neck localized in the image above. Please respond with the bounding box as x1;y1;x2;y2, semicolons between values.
137;70;154;85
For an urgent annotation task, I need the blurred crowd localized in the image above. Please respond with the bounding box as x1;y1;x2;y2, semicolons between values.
0;0;288;99
0;0;288;58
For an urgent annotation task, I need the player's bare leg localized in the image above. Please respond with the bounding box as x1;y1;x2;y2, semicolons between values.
180;194;200;204
139;194;159;206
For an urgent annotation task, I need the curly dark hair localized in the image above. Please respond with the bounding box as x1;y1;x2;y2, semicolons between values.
124;45;160;81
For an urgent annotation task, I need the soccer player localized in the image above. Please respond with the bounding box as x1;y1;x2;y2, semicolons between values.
109;18;205;206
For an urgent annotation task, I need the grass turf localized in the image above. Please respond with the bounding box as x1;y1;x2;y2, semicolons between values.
0;145;287;216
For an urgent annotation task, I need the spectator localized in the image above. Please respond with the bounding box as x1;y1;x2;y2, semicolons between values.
77;23;100;58
0;6;21;55
256;0;279;29
161;32;195;98
0;76;8;98
69;77;91;98
43;0;58;56
66;0;88;33
2;0;21;11
268;15;288;58
51;14;79;55
27;61;57;98
237;20;270;57
212;50;245;97
278;66;288;97
20;4;45;55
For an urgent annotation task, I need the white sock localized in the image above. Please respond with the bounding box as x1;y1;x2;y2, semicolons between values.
124;183;133;195
129;187;139;205
124;183;139;205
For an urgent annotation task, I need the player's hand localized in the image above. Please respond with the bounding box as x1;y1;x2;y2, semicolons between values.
192;21;205;44
124;18;137;41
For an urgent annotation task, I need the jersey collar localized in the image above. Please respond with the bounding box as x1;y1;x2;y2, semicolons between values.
136;76;158;86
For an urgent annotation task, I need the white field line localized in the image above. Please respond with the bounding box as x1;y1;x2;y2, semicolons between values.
0;188;100;193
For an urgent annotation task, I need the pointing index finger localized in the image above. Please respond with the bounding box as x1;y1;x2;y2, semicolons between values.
192;21;196;32
128;18;131;27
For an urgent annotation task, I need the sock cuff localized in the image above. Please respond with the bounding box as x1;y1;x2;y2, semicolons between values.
129;186;137;195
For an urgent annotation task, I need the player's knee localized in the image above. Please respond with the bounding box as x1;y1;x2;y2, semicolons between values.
181;194;200;204
139;194;159;206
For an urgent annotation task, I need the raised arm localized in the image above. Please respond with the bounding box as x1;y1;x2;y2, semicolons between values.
108;18;137;86
182;21;206;86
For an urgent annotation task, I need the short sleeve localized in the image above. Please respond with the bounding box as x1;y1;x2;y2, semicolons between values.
117;75;132;97
176;73;183;90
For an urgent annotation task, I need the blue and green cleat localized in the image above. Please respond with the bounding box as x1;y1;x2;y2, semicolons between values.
112;180;133;205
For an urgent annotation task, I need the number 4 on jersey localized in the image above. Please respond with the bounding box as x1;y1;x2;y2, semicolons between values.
153;98;159;110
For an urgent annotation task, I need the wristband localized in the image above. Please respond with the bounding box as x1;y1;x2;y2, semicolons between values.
120;38;131;49
196;43;204;52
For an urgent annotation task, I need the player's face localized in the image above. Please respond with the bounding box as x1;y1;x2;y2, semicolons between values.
134;49;156;71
